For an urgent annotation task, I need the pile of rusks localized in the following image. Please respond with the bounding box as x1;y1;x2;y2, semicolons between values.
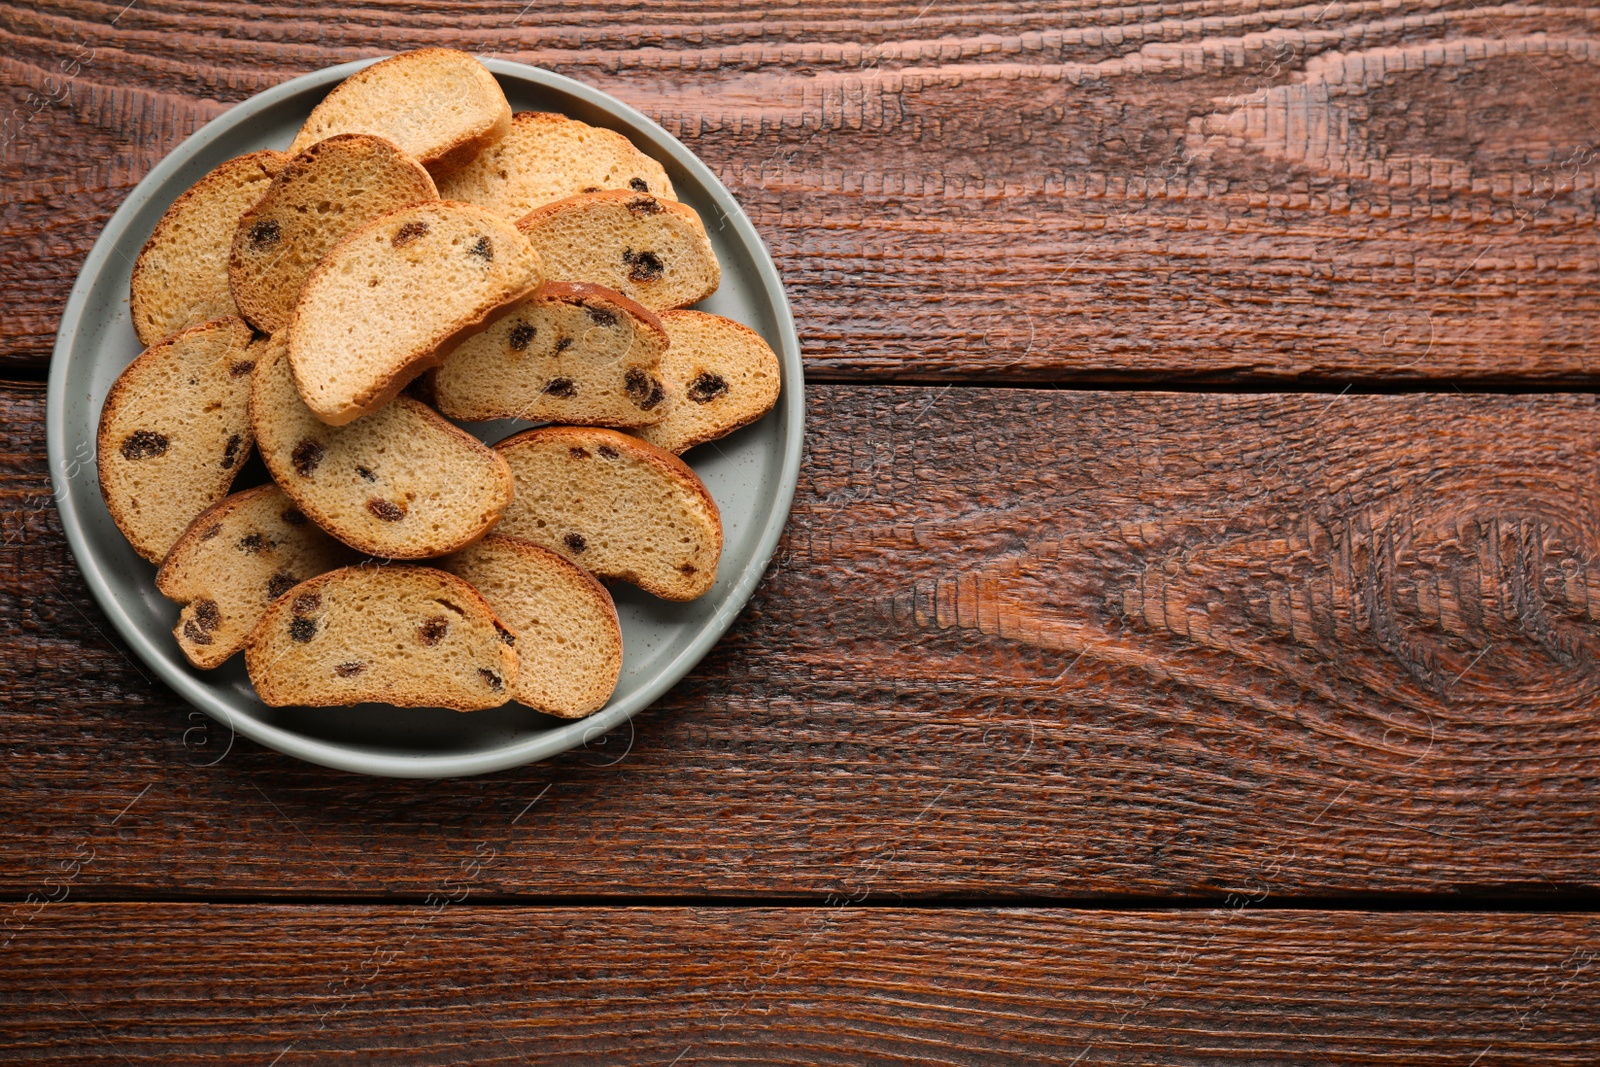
97;48;780;717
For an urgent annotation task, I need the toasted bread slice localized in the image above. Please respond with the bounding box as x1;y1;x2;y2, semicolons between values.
252;335;513;559
130;151;286;346
97;317;258;563
437;111;675;220
245;564;519;710
286;48;511;177
636;311;782;454
431;282;670;426
441;535;622;718
515;191;719;311
229;133;438;334
494;427;720;600
287;200;542;425
156;484;359;669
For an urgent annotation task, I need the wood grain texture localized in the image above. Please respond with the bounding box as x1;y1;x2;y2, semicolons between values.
6;381;1600;900
2;906;1598;1064
3;1;1598;380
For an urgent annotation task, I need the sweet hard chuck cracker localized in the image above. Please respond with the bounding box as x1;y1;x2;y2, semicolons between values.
431;281;671;427
246;565;520;711
252;335;513;560
494;426;722;602
157;484;360;669
97;316;259;564
287;200;543;425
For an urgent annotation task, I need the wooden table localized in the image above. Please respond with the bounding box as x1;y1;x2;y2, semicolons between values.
4;2;1599;1062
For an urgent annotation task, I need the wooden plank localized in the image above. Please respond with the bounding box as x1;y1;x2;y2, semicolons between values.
3;2;1598;379
2;906;1598;1064
5;381;1600;899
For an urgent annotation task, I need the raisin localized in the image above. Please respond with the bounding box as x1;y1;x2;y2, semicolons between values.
334;662;365;678
247;218;281;251
266;573;298;599
120;430;168;461
367;498;405;521
569;446;590;459
292;592;321;615
564;532;588;553
419;616;449;646
679;563;698;575
237;532;269;553
625;368;665;410
291;438;324;477
355;465;377;482
199;524;223;541
687;373;729;404
467;235;493;261
289;616;317;642
554;336;573;353
586;305;618;327
281;508;307;526
581;186;600;193
628;177;649;193
392;220;429;247
229;360;256;378
495;623;516;647
597;444;620;459
479;668;505;692
622;248;664;282
508;322;535;351
193;599;222;631
625;196;663;216
221;434;244;468
542;378;576;398
182;619;214;645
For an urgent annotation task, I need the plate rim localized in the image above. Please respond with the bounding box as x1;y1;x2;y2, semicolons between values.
46;57;804;779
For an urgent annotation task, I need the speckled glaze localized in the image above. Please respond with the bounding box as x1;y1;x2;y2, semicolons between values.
48;58;803;778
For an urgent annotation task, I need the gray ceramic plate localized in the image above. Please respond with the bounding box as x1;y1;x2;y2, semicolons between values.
47;59;803;778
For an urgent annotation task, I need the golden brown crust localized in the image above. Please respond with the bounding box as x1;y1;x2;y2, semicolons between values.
425;103;513;177
536;280;668;338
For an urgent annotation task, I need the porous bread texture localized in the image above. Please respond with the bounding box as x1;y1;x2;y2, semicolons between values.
431;281;671;426
442;535;622;718
288;200;543;425
286;48;512;177
252;334;513;559
637;310;782;454
516;191;719;311
229;133;438;334
130;151;286;346
494;426;721;601
97;317;258;564
156;484;359;669
437;111;675;221
245;564;519;711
